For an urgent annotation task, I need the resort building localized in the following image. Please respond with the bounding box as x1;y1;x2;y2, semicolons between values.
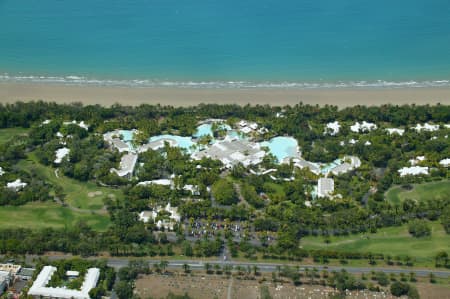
238;120;259;134
398;166;429;177
54;147;70;164
139;203;181;230
192;138;266;168
439;158;450;167
111;153;138;179
0;264;21;276
63;120;89;130
183;184;200;195
103;130;133;153
409;156;426;166
137;179;172;187
28;266;100;299
386;128;405;136
324;121;340;135
317;178;334;198
292;158;321;175
350;121;377;133
412;123;439;132
6;179;27;192
330;156;361;176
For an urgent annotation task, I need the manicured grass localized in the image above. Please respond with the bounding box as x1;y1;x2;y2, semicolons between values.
385;180;450;205
0;202;110;231
301;222;450;264
0;127;29;145
17;153;123;210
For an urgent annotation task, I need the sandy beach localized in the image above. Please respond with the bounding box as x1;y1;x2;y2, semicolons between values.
0;82;449;108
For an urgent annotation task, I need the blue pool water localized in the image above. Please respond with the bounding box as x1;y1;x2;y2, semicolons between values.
149;134;196;151
261;137;298;162
0;0;449;88
119;130;134;142
193;123;232;138
321;159;342;174
193;124;213;138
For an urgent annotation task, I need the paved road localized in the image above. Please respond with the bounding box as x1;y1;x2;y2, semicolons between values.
25;255;450;278
104;258;450;278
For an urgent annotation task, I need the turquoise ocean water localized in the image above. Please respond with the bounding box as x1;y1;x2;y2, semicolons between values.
0;0;449;88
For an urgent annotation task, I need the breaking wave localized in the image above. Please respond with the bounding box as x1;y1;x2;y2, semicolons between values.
0;74;449;89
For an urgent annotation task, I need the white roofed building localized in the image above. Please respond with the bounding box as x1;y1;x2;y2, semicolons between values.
386;128;405;136
324;121;340;136
0;167;4;176
54;147;70;164
350;121;377;133
28;266;100;299
317;178;334;198
6;179;27;192
63;120;89;130
412;123;439;132
139;203;181;230
439;158;450;167
409;156;426;166
137;179;172;187
111;153;138;179
398;166;429;177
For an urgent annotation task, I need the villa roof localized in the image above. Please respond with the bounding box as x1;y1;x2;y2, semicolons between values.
318;178;334;198
413;123;439;132
398;166;429;177
386;128;405;135
111;153;138;177
28;266;100;299
324;121;340;135
439;158;450;167
54;147;70;164
6;179;27;191
350;121;377;133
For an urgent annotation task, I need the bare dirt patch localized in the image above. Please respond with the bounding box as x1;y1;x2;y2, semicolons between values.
416;283;450;299
135;273;401;299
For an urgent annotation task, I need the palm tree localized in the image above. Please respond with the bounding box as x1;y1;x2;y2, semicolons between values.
214;264;221;274
159;260;169;273
223;264;233;275
182;263;190;273
252;265;259;276
204;262;212;274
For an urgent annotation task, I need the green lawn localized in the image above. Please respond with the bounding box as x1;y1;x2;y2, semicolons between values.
17;153;123;210
0;127;29;145
0;202;110;231
301;222;450;264
385;180;450;205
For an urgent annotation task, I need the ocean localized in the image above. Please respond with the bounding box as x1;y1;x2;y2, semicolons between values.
0;0;449;88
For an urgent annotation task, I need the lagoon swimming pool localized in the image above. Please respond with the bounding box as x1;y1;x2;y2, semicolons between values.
261;136;299;162
193;123;232;138
119;130;134;142
321;159;342;174
149;134;196;151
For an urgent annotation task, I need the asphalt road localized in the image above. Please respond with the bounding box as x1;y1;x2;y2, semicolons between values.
24;254;450;278
104;258;450;278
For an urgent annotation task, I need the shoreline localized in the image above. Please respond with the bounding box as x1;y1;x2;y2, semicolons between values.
1;82;450;108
